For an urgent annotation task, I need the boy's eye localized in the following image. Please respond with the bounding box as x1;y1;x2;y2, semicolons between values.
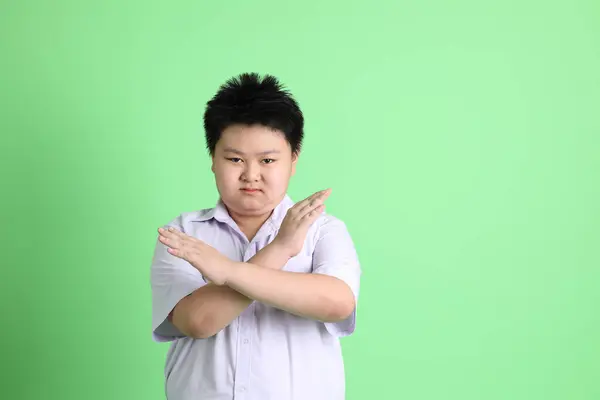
262;159;275;164
227;158;243;163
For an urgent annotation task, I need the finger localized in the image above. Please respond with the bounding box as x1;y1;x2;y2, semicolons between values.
167;226;184;236
170;245;194;259
291;189;329;213
159;227;203;261
158;227;177;241
159;226;183;237
158;228;187;249
159;227;194;246
159;234;180;249
297;189;331;216
307;188;330;204
299;204;326;228
171;246;200;265
302;203;326;218
289;189;329;218
166;227;202;246
168;247;185;259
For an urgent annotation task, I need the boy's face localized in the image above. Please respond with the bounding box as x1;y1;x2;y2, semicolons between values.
211;124;298;217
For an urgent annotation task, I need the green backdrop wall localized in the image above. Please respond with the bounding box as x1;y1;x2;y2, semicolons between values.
1;1;599;399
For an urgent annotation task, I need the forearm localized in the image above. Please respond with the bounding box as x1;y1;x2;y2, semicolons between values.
226;262;355;323
173;242;290;338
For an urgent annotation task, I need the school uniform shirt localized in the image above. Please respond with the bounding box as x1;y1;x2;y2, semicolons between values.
151;194;362;400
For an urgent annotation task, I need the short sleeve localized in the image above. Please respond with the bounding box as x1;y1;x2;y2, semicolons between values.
150;217;207;342
311;215;362;337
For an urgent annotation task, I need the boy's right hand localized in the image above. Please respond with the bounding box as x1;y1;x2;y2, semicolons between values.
272;189;332;258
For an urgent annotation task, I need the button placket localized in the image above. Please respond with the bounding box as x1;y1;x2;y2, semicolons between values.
233;243;258;398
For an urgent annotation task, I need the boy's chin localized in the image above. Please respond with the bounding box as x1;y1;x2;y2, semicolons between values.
229;198;271;214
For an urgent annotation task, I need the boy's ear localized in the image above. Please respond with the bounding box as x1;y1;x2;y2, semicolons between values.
291;151;299;176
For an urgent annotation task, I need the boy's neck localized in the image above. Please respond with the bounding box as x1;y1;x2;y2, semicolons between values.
228;209;274;242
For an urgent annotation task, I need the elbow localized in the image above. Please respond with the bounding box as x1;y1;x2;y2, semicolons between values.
336;298;356;322
188;314;221;339
323;295;355;323
322;280;356;322
189;325;215;339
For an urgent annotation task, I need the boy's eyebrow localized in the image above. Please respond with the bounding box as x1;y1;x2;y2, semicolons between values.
222;147;281;156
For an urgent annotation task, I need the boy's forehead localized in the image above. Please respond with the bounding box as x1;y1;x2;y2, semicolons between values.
216;127;291;153
221;125;285;139
222;146;281;156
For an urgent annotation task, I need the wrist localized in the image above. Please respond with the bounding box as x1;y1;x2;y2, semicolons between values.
220;260;240;286
245;240;292;271
267;240;294;260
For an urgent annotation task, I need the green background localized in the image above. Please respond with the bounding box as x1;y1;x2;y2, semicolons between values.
1;1;599;399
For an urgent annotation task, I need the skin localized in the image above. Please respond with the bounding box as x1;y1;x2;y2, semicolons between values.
211;123;298;241
157;124;355;338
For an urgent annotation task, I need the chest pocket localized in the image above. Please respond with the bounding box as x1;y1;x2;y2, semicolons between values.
283;255;313;274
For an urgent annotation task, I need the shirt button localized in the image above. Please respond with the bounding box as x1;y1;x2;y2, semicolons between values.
239;386;246;392
243;339;249;344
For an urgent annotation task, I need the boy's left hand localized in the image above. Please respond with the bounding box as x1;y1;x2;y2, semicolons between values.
157;227;235;286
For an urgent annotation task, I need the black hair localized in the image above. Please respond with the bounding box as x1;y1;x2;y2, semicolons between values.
203;73;304;156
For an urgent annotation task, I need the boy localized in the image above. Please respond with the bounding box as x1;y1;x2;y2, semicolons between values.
151;73;361;399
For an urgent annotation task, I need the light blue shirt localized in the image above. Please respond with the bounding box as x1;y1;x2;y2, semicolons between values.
151;194;362;400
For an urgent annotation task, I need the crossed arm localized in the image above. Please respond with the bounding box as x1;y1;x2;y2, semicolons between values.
169;241;355;339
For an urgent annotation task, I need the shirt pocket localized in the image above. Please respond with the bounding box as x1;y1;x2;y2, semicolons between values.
283;255;313;273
